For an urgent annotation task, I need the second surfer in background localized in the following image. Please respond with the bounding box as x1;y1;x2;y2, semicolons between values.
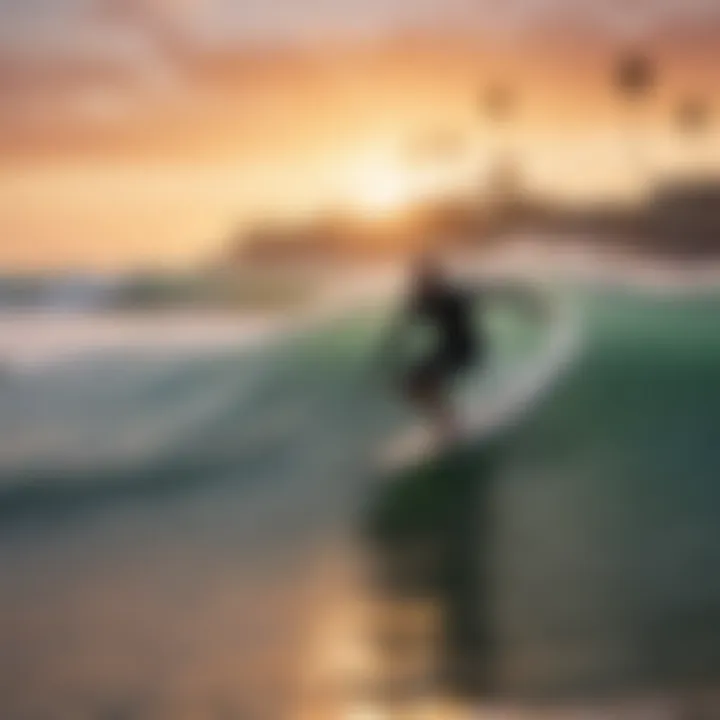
399;253;481;444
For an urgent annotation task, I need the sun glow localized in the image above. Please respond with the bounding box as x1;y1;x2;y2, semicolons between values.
350;158;419;216
356;174;413;214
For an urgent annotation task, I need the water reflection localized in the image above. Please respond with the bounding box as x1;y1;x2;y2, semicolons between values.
360;442;501;715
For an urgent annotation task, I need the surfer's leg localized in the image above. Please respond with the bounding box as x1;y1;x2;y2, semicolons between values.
424;348;477;442
403;359;459;443
425;383;459;442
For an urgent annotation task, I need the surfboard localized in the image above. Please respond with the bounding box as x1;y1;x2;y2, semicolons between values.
378;292;582;473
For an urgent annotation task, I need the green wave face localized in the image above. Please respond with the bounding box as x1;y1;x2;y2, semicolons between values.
367;288;720;705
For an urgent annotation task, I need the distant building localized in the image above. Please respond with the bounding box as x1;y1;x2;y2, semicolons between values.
644;178;720;254
234;224;345;267
228;210;467;268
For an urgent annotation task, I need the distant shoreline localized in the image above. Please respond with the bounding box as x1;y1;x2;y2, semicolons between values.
421;232;720;294
1;239;719;369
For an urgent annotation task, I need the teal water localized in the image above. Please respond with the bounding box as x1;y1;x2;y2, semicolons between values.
369;288;720;711
492;290;720;699
0;287;719;717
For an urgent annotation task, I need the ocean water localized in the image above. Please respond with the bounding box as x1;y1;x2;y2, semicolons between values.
0;281;719;719
367;286;720;719
491;289;720;701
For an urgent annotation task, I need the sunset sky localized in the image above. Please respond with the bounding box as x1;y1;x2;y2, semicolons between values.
0;0;719;269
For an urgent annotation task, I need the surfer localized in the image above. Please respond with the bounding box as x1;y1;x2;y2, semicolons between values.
384;251;547;448
393;252;480;443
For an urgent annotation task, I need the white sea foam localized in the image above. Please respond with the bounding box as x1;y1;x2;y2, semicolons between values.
0;312;285;370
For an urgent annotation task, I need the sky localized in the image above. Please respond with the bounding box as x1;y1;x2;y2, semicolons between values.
0;0;719;269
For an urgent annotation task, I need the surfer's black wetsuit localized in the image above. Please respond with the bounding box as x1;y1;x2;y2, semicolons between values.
406;281;480;390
